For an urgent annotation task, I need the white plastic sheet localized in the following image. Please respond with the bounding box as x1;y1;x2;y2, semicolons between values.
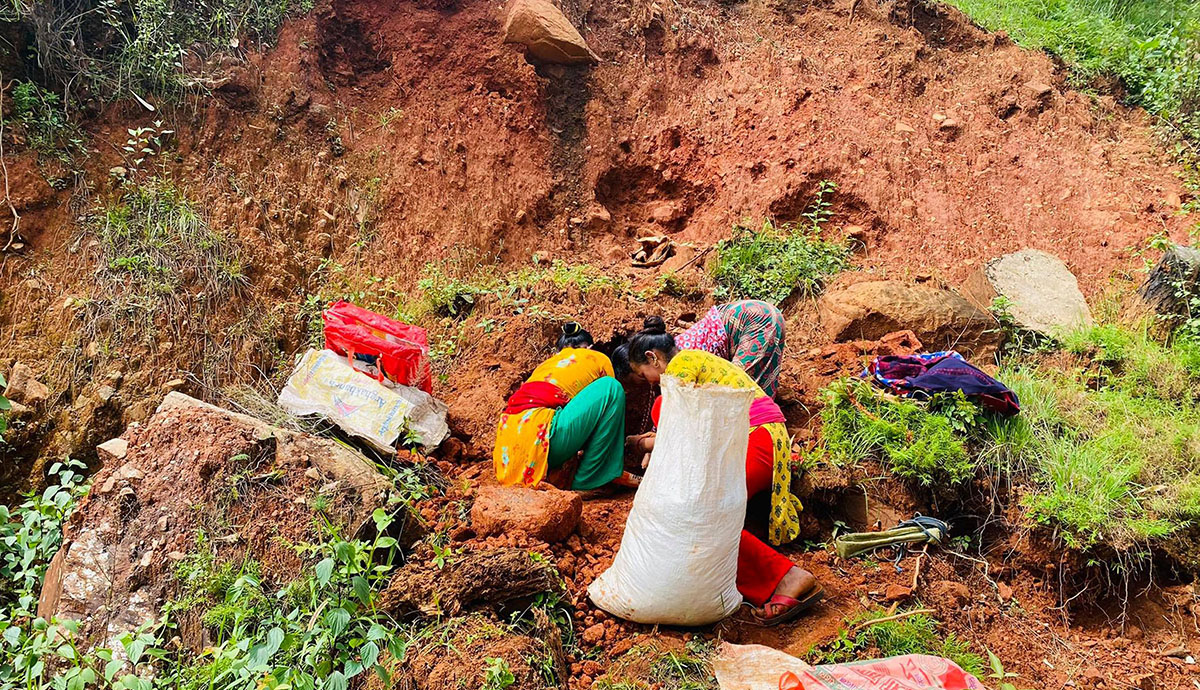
278;349;449;453
713;643;987;690
588;375;754;625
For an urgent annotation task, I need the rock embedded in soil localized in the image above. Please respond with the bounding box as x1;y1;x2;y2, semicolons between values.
502;0;599;65
471;483;582;543
1139;244;1200;321
3;362;49;407
961;249;1093;338
817;280;1001;360
37;395;395;655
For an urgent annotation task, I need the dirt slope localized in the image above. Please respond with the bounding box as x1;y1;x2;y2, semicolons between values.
1;0;1197;685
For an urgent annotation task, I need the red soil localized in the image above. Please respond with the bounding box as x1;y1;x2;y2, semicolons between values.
1;0;1197;685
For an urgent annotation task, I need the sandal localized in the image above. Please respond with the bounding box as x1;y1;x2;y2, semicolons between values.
610;471;642;489
747;585;825;627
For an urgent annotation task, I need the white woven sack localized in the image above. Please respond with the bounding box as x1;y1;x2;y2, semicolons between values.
588;375;754;625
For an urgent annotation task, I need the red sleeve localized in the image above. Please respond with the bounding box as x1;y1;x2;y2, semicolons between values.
651;395;663;428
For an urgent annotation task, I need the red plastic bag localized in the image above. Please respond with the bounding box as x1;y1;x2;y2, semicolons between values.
322;301;433;394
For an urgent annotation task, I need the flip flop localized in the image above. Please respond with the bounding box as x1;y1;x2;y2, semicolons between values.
610;471;642;489
747;585;825;627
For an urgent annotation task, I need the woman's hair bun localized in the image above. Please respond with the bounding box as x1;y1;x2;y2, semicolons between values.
562;321;582;335
642;316;667;334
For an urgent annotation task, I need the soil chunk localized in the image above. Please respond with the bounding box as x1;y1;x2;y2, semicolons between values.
471;483;582;543
378;546;557;616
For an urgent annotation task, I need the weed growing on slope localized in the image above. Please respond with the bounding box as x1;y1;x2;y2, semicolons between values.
91;177;246;299
818;379;978;487
820;322;1200;560
0;460;87;608
8;81;86;170
713;183;850;304
810;608;984;677
990;326;1200;551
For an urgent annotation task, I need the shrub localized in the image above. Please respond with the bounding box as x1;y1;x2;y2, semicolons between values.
818;378;978;487
712;219;850;304
8;81;86;167
7;0;312;103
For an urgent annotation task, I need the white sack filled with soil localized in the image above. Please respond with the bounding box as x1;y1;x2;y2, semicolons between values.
588;375;753;625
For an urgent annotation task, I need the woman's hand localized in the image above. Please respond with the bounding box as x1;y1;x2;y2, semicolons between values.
625;432;656;453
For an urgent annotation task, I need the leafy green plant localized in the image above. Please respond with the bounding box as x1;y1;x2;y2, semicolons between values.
817;378;977;487
0;459;88;606
810;609;984;677
482;657;515;690
418;257;497;318
8;81;87;168
0;373;9;443
712;204;850;304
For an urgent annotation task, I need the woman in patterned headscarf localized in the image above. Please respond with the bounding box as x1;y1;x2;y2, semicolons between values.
670;299;786;397
617;318;822;626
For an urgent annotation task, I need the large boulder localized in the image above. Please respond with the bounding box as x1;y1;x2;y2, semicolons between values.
37;394;401;655
961;249;1092;338
502;0;599;65
817;281;1001;359
471;483;582;543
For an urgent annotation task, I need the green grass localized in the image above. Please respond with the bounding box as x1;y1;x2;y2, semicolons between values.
818;379;979;488
945;0;1200;140
991;326;1200;552
810;609;984;677
817;324;1200;563
712;218;851;304
92;176;246;298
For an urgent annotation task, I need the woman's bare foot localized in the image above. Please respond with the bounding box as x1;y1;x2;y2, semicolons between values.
772;566;818;601
749;566;823;626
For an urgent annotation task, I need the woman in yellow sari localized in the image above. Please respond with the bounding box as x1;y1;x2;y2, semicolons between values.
620;317;822;626
494;323;635;491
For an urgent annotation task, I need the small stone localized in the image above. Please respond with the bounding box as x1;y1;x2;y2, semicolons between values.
884;584;912;601
932;580;971;606
931;113;946;122
532;250;552;265
158;516;169;532
97;438;129;465
1083;667;1103;683
938;118;960;131
1127;624;1144;640
581;623;606;645
115;464;144;482
96;385;117;403
3;363;50;407
167;551;188;561
1024;81;1054;98
1161;645;1187;658
305;467;321;481
997;582;1013;602
894;121;916;134
163;378;186;391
